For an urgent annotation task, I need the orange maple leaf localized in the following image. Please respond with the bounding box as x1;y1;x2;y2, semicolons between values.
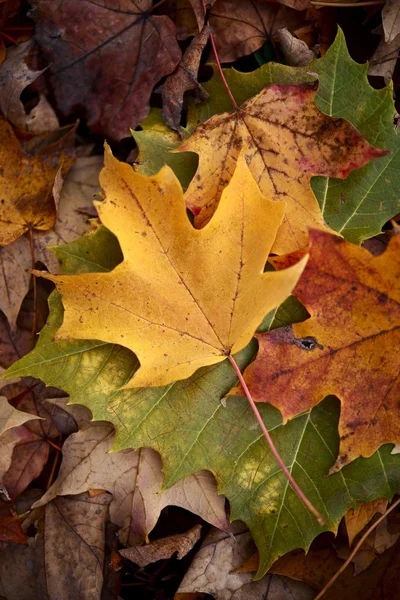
230;229;400;472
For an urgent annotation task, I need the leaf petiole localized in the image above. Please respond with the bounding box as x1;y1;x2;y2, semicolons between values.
228;354;325;526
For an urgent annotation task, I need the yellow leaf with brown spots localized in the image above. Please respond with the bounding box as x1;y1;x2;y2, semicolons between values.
0;119;74;246
34;145;307;388
230;229;400;471
178;83;387;254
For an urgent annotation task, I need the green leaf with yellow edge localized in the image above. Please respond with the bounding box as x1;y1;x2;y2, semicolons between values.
33;146;306;388
136;29;397;244
4;224;400;580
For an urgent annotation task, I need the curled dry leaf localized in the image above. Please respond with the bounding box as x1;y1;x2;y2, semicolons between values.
0;119;75;246
32;0;182;140
176;524;315;600
162;24;211;133
33;421;230;546
277;28;314;66
34;147;306;387
178;82;387;254
120;524;202;567
0;40;45;130
231;229;400;471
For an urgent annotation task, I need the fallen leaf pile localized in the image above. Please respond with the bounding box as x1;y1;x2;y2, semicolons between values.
1;4;400;599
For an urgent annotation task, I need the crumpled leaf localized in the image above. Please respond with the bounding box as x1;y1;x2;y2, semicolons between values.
0;155;101;331
277;28;314;66
120;524;202;567
35;147;306;387
382;0;400;43
230;229;400;472
0;492;111;600
31;0;182;140
0;120;75;246
162;24;210;133
6;222;400;579
33;420;230;546
178;82;386;254
176;524;315;600
0;40;45;129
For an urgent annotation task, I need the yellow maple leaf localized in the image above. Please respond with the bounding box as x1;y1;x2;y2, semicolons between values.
0;119;74;246
178;83;387;254
35;145;307;388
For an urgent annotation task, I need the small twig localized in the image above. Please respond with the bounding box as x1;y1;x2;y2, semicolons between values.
228;355;324;525
28;228;37;334
314;496;400;599
46;435;63;490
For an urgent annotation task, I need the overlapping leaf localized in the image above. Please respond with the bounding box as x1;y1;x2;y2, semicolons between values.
231;229;400;472
32;0;182;140
33;147;306;387
4;225;400;578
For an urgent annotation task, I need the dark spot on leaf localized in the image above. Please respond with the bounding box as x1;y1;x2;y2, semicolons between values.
292;336;323;351
377;293;388;304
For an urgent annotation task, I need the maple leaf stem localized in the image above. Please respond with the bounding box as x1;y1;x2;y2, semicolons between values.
314;496;400;599
228;354;325;526
200;1;239;110
28;228;37;334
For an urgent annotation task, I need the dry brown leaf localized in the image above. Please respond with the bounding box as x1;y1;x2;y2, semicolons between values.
25;95;59;134
162;24;210;133
382;0;400;44
0;395;39;435
368;26;399;84
0;41;45;129
277;28;315;66
33;421;231;546
32;0;182;140
120;524;202;567
0;492;111;600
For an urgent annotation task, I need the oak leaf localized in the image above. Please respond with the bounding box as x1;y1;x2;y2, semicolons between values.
35;147;307;387
31;0;182;140
178;82;387;254
0;119;75;246
230;229;400;471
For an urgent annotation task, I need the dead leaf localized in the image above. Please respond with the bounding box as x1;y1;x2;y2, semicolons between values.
35;146;306;387
177;0;308;62
176;523;315;599
178;82;387;254
0;41;45;129
0;395;39;435
345;499;388;546
0;119;75;246
32;0;182;140
120;524;202;567
368;26;399;84
25;95;59;134
33;421;231;546
277;28;315;66
0;492;111;600
382;0;400;44
230;229;400;471
0;155;101;331
162;24;210;133
0;308;36;370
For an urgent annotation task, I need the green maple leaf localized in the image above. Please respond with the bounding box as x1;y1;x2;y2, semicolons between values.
134;29;399;243
5;226;400;578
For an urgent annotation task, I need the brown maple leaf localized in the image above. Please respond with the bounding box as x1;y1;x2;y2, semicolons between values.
31;0;182;140
230;229;400;472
